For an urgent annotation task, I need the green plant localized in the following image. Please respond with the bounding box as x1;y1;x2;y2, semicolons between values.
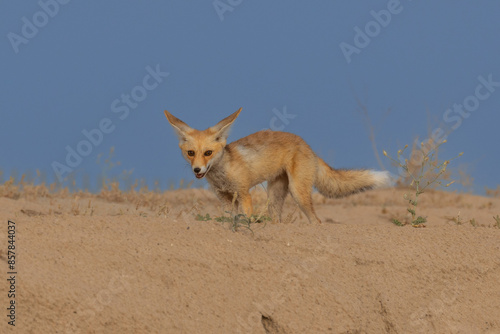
214;212;270;234
384;140;462;227
391;218;405;227
210;188;271;233
195;213;212;221
194;209;271;234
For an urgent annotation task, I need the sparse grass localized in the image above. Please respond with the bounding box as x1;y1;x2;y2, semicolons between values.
384;140;462;227
282;206;299;224
0;167;217;218
485;185;500;198
196;212;270;235
478;201;493;210
84;199;95;216
447;211;464;225
157;205;170;217
493;215;500;229
71;197;80;216
445;212;500;228
1;167;498;233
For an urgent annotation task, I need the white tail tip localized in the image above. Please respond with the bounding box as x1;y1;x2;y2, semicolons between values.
369;170;395;189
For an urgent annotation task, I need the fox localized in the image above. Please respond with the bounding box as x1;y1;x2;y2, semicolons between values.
163;108;392;224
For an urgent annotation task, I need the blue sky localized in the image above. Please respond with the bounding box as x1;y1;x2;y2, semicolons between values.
1;1;499;193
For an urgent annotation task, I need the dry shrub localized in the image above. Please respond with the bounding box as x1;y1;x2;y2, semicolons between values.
384;140;462;227
0;146;217;214
98;181;124;202
0;177;20;199
485;185;500;198
393;138;454;189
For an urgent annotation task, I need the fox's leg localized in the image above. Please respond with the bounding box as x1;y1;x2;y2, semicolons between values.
286;165;321;224
267;173;289;223
238;190;253;217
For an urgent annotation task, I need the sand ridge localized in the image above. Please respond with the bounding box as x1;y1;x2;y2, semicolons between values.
0;188;499;333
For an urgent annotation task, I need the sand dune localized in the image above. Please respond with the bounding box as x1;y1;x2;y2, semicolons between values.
1;187;499;333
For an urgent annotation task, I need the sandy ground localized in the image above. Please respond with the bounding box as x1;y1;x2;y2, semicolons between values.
0;187;499;334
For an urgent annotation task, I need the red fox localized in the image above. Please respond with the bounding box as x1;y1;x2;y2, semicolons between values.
164;108;391;224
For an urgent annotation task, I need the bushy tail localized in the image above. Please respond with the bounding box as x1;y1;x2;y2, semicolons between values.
314;158;392;198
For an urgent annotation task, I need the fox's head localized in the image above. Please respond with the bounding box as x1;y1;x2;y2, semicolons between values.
164;108;242;179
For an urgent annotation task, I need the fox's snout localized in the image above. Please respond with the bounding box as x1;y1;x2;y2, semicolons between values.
192;165;208;179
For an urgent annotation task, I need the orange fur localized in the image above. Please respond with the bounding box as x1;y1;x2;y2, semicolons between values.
164;109;391;224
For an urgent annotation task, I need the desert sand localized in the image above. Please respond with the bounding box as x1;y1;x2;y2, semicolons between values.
0;185;499;333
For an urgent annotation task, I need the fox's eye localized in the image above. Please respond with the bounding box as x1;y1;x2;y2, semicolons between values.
204;150;212;156
187;150;195;156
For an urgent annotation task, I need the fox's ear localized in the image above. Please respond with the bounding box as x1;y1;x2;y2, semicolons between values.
209;108;242;141
164;110;193;140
